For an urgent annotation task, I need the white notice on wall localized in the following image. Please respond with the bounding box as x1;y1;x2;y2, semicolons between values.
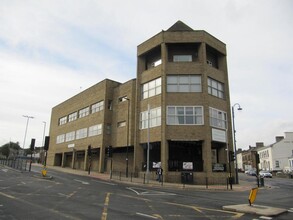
212;128;226;143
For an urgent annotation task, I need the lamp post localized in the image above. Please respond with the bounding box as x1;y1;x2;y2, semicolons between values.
232;103;242;184
42;121;46;164
125;98;130;178
146;104;150;184
22;115;34;151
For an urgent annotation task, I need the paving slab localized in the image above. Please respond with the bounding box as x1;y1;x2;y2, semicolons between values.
223;204;287;216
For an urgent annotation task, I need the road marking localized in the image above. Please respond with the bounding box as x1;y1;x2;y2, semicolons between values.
58;191;77;198
91;180;117;186
0;192;15;199
259;216;273;220
136;212;158;219
73;179;89;185
127;187;176;196
1;169;8;172
166;201;244;218
101;192;110;220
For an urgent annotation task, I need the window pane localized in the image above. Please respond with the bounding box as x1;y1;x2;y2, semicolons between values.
179;76;189;84
178;85;189;92
190;76;201;83
167;85;177;92
190;85;201;92
168;107;175;115
185;107;193;115
167;76;177;84
177;107;184;115
186;116;194;124
149;88;155;97
178;116;184;124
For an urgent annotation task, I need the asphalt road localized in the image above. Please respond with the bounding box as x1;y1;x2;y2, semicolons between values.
0;165;292;220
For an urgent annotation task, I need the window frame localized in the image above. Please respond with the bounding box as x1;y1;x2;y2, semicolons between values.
167;75;202;93
209;107;227;129
79;107;90;118
208;77;224;99
76;128;88;140
91;101;104;113
59;116;67;125
140;107;161;129
167;106;203;125
88;124;102;137
141;77;162;100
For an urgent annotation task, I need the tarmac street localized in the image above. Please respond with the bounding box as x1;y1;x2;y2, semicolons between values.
0;163;292;219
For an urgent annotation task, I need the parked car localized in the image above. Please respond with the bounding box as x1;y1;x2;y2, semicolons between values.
259;170;272;178
247;170;257;176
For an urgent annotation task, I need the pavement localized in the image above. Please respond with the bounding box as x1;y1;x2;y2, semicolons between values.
223;204;287;217
2;163;288;217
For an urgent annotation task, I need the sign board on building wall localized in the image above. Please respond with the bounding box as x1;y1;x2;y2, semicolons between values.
183;162;193;170
68;144;75;148
212;128;226;143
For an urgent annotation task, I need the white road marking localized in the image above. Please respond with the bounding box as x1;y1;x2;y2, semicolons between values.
1;169;8;172
259;216;272;220
91;180;117;186
136;212;158;219
74;179;89;185
127;187;176;196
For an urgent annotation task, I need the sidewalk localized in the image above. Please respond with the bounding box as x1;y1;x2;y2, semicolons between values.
32;164;257;192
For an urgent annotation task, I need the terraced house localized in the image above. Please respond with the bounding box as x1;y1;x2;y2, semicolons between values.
47;21;235;184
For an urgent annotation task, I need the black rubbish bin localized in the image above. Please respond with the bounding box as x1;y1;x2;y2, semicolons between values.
181;172;193;184
259;177;264;187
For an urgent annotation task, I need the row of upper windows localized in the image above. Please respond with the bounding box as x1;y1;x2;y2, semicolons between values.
58;100;104;126
57;106;226;143
141;76;224;100
56;124;103;144
58;76;224;126
139;106;227;130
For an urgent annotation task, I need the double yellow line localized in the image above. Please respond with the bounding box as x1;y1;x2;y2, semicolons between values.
101;192;110;220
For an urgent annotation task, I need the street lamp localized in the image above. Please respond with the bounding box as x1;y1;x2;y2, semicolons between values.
125;97;130;178
232;103;242;184
42;121;46;164
22;115;34;151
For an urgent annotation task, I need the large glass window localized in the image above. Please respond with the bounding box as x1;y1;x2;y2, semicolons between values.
167;75;201;92
142;78;161;99
91;101;104;113
167;106;203;125
173;55;192;62
208;78;224;99
209;107;227;129
68;112;77;122
56;134;65;144
140;107;161;129
79;107;89;118
89;124;102;137
59;116;67;125
65;131;75;142
76;128;87;139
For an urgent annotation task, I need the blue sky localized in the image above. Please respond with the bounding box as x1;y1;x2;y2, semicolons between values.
0;0;293;149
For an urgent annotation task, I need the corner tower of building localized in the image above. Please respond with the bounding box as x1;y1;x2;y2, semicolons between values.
135;20;233;182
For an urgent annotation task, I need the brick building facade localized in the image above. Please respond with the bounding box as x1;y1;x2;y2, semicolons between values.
47;21;235;184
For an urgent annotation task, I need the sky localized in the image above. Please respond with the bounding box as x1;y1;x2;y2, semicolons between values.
0;0;292;150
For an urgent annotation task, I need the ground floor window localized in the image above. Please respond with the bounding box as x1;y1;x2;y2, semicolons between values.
141;142;161;171
168;141;203;171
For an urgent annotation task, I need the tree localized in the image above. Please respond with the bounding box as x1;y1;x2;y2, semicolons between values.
0;142;21;158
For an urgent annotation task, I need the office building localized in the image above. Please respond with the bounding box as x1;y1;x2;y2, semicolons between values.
47;21;234;183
